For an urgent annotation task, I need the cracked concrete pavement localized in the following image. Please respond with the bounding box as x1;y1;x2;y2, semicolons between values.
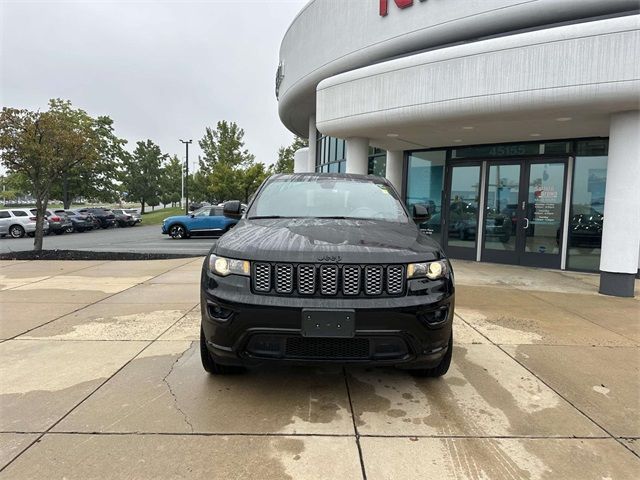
0;258;638;479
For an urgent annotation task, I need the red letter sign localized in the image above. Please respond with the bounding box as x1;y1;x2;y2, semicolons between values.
380;0;414;17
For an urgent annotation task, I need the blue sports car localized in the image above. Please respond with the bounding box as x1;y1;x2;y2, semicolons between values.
162;204;240;239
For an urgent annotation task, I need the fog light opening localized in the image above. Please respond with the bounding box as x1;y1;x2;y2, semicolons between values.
207;302;234;320
419;307;449;326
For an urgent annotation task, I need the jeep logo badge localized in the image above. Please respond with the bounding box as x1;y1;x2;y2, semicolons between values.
317;255;342;263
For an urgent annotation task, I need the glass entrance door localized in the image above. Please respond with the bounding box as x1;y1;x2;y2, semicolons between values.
481;159;567;268
482;162;522;265
443;163;482;260
520;161;567;268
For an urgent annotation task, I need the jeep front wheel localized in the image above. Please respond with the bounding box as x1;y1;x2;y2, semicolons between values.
200;328;244;375
408;333;453;378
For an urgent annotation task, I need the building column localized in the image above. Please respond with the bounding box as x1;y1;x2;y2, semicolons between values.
599;110;640;297
293;148;309;173
345;137;369;174
385;150;404;193
307;115;317;173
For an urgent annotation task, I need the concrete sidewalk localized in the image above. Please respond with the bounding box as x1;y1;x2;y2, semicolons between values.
0;259;638;479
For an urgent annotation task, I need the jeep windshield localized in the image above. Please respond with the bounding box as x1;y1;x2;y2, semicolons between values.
248;176;409;223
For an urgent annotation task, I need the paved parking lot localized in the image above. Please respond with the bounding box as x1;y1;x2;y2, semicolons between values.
0;225;215;256
0;259;638;479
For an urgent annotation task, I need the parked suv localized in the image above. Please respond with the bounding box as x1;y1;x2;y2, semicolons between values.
54;210;93;232
111;209;135;227
123;209;142;225
200;174;454;377
30;209;72;235
75;207;116;229
0;209;49;238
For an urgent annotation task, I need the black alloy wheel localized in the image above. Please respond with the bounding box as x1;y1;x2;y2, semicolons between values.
169;224;187;239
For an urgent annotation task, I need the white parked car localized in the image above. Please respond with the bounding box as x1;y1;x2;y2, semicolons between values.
0;209;50;238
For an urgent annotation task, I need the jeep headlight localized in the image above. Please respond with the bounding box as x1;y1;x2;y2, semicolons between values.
407;260;448;280
209;254;250;277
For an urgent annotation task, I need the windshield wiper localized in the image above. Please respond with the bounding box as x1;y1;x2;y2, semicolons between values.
248;215;287;219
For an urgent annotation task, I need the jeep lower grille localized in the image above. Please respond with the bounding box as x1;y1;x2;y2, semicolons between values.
251;263;405;297
285;337;370;359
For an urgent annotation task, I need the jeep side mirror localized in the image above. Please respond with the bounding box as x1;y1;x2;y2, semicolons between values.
412;204;431;223
223;200;242;219
189;213;195;218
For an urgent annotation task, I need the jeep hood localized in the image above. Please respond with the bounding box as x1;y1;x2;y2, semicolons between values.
214;218;443;263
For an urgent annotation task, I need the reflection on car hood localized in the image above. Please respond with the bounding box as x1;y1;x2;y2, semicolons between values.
215;218;444;263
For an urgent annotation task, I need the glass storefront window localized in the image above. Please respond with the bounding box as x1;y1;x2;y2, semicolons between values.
368;148;387;177
406;138;607;272
406;151;446;244
316;135;346;173
567;140;608;271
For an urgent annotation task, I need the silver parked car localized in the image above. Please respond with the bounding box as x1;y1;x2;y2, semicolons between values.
124;209;142;224
0;209;50;238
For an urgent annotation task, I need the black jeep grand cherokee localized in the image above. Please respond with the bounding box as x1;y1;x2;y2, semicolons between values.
200;173;454;377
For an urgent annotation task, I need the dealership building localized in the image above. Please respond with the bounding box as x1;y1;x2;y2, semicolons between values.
276;0;640;296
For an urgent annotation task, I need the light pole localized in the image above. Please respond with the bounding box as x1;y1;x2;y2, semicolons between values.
179;139;192;215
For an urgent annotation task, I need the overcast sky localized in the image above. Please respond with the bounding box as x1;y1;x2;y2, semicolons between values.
1;0;307;170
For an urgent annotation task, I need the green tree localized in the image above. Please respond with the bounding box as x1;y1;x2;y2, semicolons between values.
189;170;212;203
1;172;30;204
199;120;253;173
51;115;127;208
0;99;102;251
198;120;258;202
238;162;270;203
273;136;309;174
122;140;166;214
160;154;182;207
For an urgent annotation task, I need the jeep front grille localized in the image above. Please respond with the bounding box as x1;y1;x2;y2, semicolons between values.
297;264;316;295
319;265;338;295
275;264;293;294
386;265;405;295
364;265;383;295
251;263;405;297
342;265;361;296
254;263;271;292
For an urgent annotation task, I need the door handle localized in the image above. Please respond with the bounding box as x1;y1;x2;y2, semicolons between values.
523;218;530;229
